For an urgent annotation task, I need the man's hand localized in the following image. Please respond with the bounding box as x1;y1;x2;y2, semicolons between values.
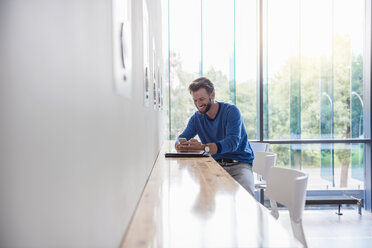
175;138;217;153
175;138;203;151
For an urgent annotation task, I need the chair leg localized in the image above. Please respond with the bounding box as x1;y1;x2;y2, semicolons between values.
336;204;343;215
270;200;279;219
358;202;362;215
290;219;308;248
260;188;265;205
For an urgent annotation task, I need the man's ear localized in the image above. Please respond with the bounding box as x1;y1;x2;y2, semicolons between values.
211;91;215;101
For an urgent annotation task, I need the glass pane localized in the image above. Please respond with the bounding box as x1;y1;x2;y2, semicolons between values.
271;143;365;190
334;0;364;139
169;0;201;139
264;0;300;139
351;143;364;181
348;0;365;139
235;0;258;140
203;0;234;104
264;0;365;140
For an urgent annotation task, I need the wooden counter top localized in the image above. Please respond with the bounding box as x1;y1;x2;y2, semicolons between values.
121;141;301;247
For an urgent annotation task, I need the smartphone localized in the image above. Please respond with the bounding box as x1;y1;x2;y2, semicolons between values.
178;138;187;144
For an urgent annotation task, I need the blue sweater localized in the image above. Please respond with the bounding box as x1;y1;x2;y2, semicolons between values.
177;102;254;164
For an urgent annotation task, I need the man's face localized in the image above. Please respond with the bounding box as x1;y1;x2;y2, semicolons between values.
191;88;214;114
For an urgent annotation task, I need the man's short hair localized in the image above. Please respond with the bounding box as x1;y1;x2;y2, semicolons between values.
188;77;215;95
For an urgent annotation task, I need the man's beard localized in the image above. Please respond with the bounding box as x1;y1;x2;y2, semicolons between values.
198;98;212;114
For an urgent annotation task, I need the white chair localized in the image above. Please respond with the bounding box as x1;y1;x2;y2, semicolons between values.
250;142;270;153
265;167;309;248
252;152;277;204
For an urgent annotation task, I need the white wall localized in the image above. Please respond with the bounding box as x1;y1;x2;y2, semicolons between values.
0;0;166;247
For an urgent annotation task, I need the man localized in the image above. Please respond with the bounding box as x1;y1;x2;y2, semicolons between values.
176;77;255;196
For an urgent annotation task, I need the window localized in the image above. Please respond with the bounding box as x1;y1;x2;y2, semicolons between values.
264;0;365;141
167;0;370;193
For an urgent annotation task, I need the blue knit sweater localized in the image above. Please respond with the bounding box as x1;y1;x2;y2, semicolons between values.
177;102;254;164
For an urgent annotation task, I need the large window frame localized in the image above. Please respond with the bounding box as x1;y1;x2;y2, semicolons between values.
166;0;372;211
256;0;372;211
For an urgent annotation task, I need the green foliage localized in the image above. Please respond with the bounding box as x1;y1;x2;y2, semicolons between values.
169;52;198;139
204;67;230;103
169;34;364;170
333;34;351;139
236;81;257;140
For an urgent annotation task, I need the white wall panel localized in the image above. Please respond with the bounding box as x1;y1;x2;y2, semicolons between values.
0;0;166;247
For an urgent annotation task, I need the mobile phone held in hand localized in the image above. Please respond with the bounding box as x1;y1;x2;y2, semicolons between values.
178;138;187;144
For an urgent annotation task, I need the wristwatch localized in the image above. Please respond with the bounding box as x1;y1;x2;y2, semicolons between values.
204;144;210;153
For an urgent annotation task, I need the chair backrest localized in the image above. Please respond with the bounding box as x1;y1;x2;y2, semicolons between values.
250;142;270;153
265;167;308;223
252;152;277;181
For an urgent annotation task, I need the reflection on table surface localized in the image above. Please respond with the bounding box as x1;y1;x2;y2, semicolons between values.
121;141;301;248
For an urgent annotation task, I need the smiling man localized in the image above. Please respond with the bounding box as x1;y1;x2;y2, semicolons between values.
175;77;255;196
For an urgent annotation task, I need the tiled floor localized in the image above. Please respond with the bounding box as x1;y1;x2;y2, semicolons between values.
276;206;372;247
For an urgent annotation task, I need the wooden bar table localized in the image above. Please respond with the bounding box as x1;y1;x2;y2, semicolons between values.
121;141;302;248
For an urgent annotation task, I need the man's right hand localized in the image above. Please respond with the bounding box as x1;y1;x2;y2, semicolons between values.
176;139;203;151
176;139;217;154
175;142;185;151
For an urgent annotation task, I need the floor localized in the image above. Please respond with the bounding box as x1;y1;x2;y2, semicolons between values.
276;205;372;247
